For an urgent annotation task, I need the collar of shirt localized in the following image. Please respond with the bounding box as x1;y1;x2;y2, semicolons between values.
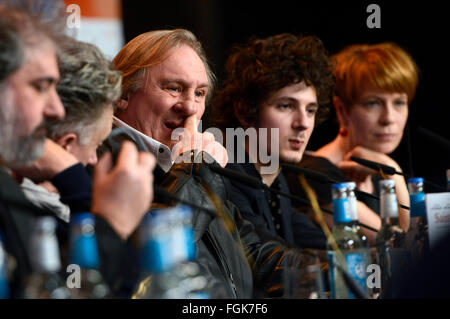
113;116;173;172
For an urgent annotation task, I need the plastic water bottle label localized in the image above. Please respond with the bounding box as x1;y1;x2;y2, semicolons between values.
0;247;9;299
332;198;351;223
410;193;426;218
345;252;368;299
142;231;173;273
381;193;398;218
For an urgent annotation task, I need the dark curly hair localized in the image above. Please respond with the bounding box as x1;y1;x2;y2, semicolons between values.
212;33;335;132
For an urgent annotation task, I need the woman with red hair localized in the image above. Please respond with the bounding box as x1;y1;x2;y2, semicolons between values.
296;42;419;243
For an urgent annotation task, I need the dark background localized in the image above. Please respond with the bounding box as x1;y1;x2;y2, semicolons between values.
122;0;449;192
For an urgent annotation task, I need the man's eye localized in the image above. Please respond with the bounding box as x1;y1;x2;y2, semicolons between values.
33;82;50;93
307;107;318;115
195;90;206;97
168;86;181;92
277;103;292;110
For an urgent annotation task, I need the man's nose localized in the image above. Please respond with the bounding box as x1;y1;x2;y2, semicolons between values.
292;108;311;131
174;90;197;116
44;89;65;120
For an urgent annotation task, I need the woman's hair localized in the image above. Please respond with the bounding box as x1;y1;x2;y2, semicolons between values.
332;42;419;107
47;37;122;145
212;33;335;131
113;29;216;102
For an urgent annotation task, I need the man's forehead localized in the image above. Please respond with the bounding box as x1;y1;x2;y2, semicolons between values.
145;46;208;86
26;47;59;74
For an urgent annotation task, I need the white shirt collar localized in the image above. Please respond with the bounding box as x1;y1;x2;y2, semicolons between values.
113;116;173;172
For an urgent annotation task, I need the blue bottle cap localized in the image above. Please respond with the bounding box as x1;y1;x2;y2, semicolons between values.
345;182;356;190
379;179;396;188
71;212;95;225
331;183;348;190
407;177;424;184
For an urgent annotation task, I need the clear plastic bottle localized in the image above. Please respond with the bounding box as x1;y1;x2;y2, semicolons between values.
327;183;369;299
68;212;111;299
22;216;70;299
0;231;10;299
406;177;429;263
345;182;369;248
133;206;208;299
375;179;410;299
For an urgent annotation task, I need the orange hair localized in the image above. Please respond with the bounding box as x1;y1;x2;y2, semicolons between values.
113;29;215;100
332;42;419;106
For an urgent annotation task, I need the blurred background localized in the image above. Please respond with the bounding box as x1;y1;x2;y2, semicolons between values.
5;0;450;191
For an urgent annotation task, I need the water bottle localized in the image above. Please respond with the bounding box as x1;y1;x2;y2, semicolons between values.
406;177;429;263
345;182;369;248
0;231;10;299
133;206;208;299
68;212;111;299
447;169;450;191
327;183;369;299
22;216;70;299
375;179;410;299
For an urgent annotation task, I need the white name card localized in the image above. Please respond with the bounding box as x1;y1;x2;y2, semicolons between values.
425;192;450;249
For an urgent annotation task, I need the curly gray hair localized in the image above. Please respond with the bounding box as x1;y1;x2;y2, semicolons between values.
47;37;122;145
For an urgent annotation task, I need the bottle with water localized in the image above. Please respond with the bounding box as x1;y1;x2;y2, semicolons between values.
345;182;369;248
375;179;410;299
327;183;369;299
0;231;9;299
67;212;111;299
133;206;208;299
21;216;70;299
406;177;429;263
447;169;450;191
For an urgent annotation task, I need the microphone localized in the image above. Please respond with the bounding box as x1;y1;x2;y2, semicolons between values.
417;126;450;151
153;185;217;218
350;156;399;176
282;163;410;211
207;164;378;233
350;156;448;192
206;164;332;213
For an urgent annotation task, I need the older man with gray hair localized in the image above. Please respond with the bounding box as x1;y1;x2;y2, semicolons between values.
0;4;155;298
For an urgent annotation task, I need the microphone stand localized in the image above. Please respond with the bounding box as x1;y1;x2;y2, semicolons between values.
207;164;379;233
350;156;448;192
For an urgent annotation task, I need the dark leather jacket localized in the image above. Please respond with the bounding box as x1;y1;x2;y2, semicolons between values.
103;130;318;298
154;151;317;298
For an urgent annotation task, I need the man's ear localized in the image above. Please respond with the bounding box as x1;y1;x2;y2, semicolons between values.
115;92;130;111
233;101;251;129
333;96;349;128
55;133;78;152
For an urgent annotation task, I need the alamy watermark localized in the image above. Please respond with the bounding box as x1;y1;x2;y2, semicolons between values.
366;4;381;29
170;120;280;175
66;4;81;29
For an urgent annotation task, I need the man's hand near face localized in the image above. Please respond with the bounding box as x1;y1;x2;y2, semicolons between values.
171;115;228;167
14;138;79;183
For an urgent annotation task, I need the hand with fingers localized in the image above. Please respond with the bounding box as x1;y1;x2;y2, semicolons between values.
14;138;79;183
91;141;156;239
171;114;228;167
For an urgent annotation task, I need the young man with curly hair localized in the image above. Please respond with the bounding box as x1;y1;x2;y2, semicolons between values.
212;34;335;249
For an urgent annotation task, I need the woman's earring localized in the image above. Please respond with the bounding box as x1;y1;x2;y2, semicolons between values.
338;127;348;137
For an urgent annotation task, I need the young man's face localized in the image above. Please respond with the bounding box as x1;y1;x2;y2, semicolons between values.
258;82;318;164
0;45;64;167
117;45;209;149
